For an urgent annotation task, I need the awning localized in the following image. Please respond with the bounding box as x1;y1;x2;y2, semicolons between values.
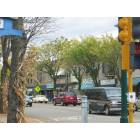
40;84;54;90
81;78;95;89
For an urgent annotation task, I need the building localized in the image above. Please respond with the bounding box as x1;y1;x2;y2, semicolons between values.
27;65;140;99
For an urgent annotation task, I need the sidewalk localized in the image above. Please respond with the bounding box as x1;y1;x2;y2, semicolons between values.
0;114;43;123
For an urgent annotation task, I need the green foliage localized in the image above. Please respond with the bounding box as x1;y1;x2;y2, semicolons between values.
63;35;121;86
37;35;121;89
37;37;68;90
100;35;121;82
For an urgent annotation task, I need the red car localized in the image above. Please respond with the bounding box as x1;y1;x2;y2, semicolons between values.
52;92;77;106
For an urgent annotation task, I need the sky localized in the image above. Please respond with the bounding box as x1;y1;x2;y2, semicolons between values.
44;17;118;42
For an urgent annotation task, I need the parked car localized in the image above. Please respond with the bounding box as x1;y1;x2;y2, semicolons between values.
77;96;81;105
82;87;122;115
25;95;32;107
32;95;48;103
52;92;77;106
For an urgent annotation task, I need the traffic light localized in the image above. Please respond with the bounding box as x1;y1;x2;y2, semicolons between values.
132;17;140;40
118;17;132;43
118;17;132;70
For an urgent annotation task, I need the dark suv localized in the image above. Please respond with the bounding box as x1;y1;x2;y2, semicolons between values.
52;92;77;106
82;87;121;115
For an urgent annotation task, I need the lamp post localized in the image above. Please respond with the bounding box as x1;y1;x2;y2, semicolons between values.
118;17;132;123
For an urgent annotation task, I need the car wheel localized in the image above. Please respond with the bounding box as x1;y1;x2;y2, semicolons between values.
73;104;76;106
104;106;110;115
89;110;92;114
53;101;56;106
30;104;32;107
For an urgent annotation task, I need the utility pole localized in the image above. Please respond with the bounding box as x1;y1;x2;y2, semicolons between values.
118;17;140;123
128;69;134;123
129;17;140;122
123;17;134;123
118;17;132;123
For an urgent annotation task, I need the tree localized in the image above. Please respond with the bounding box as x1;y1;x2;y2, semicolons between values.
79;36;102;86
6;17;54;122
100;35;121;84
37;37;67;92
63;39;86;90
0;37;11;113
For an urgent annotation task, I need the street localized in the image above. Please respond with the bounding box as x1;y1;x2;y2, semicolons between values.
25;103;140;123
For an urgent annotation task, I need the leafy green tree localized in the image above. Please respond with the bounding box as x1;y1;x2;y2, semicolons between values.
100;35;121;84
37;37;68;91
79;36;102;86
63;40;86;90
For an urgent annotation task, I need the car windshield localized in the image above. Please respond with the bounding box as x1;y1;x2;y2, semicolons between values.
106;89;121;97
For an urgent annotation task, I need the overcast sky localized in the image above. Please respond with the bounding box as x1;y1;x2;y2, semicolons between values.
45;17;118;41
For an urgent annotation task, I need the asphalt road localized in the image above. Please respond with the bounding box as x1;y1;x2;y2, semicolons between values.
25;103;140;123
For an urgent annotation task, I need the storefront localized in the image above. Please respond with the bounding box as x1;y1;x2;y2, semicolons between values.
81;78;95;90
40;84;54;101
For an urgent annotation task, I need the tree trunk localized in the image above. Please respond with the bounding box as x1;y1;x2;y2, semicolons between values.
7;41;19;122
90;73;99;87
0;81;8;113
7;18;27;122
78;79;82;91
0;37;11;113
7;35;27;122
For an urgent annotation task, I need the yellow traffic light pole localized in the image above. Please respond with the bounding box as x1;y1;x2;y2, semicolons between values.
127;17;134;123
128;69;134;123
118;17;134;123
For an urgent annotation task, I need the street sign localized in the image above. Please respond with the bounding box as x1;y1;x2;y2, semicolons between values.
34;86;41;93
127;92;136;103
100;79;115;86
130;42;140;69
0;17;23;36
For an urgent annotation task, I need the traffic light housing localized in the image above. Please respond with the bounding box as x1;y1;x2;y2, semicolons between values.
118;17;132;43
132;17;140;40
118;17;132;70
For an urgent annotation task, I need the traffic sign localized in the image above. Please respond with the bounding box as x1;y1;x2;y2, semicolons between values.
127;92;136;103
34;86;41;93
